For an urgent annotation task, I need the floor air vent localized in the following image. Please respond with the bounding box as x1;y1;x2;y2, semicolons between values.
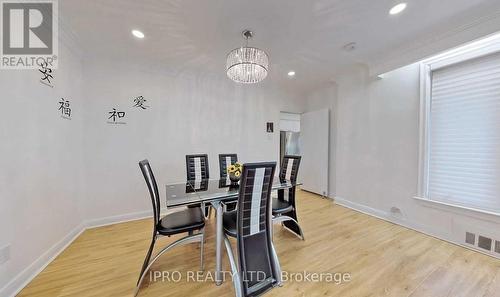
464;231;500;258
478;236;492;251
465;232;475;245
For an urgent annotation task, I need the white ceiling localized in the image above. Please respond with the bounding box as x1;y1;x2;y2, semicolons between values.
61;0;500;93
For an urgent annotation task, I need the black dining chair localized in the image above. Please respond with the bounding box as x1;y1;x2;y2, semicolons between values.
272;155;305;240
222;162;282;297
219;153;238;179
186;154;210;180
186;154;211;216
219;153;238;211
135;160;205;296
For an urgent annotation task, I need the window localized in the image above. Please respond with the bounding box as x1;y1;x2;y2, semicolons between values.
418;33;500;214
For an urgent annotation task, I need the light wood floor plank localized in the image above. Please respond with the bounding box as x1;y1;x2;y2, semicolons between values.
17;190;500;297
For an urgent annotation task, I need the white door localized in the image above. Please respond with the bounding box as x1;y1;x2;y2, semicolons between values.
300;109;329;196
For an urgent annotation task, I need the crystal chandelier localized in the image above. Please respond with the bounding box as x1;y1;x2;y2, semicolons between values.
226;30;269;84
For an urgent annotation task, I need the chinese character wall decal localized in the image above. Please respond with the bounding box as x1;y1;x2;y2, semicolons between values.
107;108;126;124
58;98;71;119
132;96;149;110
39;61;54;88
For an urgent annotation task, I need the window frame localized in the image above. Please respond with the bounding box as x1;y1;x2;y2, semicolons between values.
417;33;500;215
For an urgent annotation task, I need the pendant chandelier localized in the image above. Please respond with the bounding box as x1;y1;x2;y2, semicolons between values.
226;30;269;84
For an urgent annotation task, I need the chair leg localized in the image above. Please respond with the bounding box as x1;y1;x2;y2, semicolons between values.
200;228;205;271
282;209;304;239
223;235;243;297
273;214;305;240
270;242;283;287
135;233;203;296
137;236;156;286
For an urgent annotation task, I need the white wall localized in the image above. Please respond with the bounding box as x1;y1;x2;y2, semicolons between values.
0;56;304;294
327;64;500;257
81;60;305;221
0;43;305;296
0;40;86;294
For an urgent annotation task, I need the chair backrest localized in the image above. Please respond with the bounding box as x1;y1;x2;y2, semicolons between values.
236;162;277;296
218;153;238;179
139;160;161;228
186;154;209;180
279;155;301;182
278;155;301;204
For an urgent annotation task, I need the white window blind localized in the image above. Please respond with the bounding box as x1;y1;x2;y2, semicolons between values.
427;51;500;213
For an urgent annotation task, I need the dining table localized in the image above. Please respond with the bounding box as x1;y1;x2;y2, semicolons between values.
165;177;301;286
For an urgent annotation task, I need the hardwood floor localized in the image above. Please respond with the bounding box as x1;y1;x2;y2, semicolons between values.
18;190;500;297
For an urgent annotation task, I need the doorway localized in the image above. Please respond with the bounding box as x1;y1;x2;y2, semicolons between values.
279;110;329;197
279;112;301;167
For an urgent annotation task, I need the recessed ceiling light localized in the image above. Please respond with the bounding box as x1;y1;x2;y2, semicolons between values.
288;71;296;77
389;3;407;15
132;30;145;39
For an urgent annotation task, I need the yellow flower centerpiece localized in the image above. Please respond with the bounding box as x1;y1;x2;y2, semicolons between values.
227;162;243;183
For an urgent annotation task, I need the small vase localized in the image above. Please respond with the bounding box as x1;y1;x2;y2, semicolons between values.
229;173;240;183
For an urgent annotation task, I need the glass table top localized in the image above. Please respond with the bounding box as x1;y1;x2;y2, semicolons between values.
165;178;300;207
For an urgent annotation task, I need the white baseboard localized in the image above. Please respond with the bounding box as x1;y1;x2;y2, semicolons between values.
334;196;390;221
0;223;86;297
85;209;153;229
84;207;177;229
334;196;500;260
300;188;333;199
0;208;165;297
335;196;454;241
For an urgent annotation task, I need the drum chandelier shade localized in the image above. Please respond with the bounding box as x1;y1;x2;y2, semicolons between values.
226;30;269;84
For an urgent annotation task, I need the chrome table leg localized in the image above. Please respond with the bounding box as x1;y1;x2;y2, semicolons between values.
212;200;224;285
